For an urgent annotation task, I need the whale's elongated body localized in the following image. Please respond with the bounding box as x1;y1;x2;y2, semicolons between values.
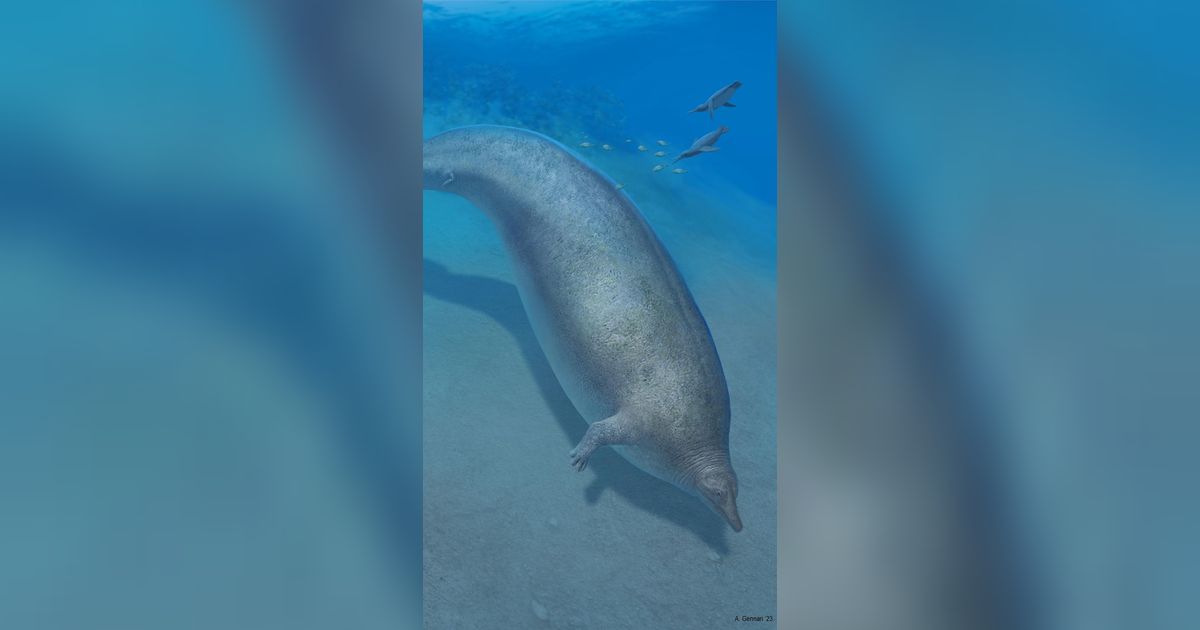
675;126;729;163
424;125;742;531
690;80;742;118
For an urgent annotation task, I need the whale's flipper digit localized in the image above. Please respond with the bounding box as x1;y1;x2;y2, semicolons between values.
569;413;634;472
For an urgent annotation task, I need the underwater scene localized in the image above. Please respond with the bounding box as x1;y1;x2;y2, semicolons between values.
423;1;777;628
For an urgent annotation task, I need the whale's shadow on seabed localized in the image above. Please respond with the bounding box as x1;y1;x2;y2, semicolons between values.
424;259;730;554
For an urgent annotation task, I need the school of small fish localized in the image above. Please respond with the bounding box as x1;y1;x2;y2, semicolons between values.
572;81;741;192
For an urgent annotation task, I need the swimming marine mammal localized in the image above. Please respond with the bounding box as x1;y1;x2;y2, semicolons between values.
689;80;742;119
423;125;743;532
674;126;729;163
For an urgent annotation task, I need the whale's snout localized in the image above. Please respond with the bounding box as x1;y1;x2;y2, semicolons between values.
698;466;743;532
720;500;743;532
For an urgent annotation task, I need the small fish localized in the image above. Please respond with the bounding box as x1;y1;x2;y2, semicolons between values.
624;138;633;143
652;164;665;172
637;145;648;152
579;141;593;148
672;168;687;174
602;144;613;151
654;151;666;157
656;140;669;146
615;183;626;190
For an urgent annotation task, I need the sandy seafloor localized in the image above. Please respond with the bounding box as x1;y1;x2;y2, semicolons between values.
422;115;778;629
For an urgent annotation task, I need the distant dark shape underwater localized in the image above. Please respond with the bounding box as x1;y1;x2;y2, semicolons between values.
423;125;744;531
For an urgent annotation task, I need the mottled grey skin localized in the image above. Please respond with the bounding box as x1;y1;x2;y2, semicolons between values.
674;126;729;163
689;80;742;118
424;125;742;532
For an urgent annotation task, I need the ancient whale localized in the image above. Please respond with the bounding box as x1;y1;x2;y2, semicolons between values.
423;125;743;531
674;126;729;163
689;80;742;119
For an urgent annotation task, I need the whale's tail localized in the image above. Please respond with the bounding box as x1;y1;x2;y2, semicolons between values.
424;131;470;192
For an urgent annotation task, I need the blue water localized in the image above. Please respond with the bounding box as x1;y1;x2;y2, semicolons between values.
423;2;777;628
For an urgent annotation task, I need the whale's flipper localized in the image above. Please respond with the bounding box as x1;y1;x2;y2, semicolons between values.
700;146;720;152
569;413;636;472
724;102;737;107
442;171;455;187
708;102;715;119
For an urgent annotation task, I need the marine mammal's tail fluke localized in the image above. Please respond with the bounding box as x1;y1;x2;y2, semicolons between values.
423;133;463;192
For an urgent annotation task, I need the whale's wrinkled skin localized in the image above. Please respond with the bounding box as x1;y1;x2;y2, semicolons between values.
423;125;742;531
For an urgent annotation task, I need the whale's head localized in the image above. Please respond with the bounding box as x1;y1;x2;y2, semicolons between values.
696;464;742;532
